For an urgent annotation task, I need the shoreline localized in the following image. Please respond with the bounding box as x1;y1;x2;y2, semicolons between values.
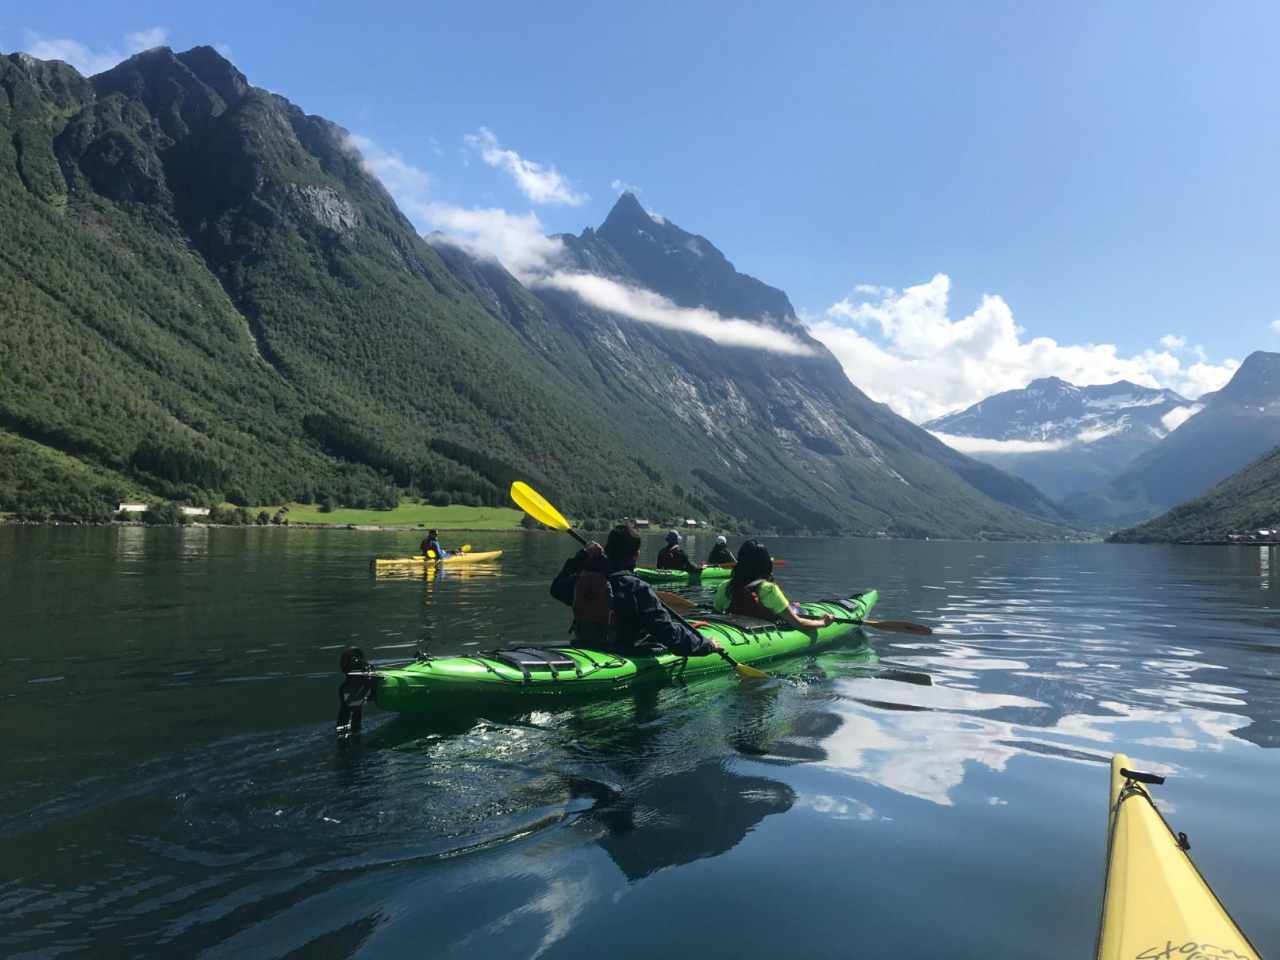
0;517;1105;542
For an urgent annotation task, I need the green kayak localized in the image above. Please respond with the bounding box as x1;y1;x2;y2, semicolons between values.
336;590;877;729
633;565;733;584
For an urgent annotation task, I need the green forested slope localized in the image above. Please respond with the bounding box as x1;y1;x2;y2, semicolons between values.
1109;445;1280;543
0;46;1065;537
0;48;707;522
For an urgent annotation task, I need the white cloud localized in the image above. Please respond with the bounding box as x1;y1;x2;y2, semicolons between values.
1160;334;1186;350
430;207;566;281
807;274;1241;423
214;42;234;59
346;132;804;355
22;27;169;76
534;271;816;356
344;134;432;211
464;127;587;206
610;178;642;194
929;433;1068;455
125;27;168;50
1271;319;1280;334
1160;404;1204;433
343;133;562;281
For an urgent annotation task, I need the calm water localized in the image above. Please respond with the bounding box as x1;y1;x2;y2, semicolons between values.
2;527;1278;958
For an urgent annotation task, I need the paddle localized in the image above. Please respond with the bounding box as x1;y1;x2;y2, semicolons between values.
509;481;767;681
656;591;933;635
714;559;785;569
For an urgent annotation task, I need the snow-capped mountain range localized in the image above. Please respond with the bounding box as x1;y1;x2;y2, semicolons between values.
922;377;1199;502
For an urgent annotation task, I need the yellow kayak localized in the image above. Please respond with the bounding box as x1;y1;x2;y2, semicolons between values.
1097;754;1259;960
372;550;503;569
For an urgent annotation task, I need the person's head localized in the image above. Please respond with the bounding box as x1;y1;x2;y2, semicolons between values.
665;530;680;545
426;529;439;540
715;535;727;545
730;539;773;589
605;524;642;571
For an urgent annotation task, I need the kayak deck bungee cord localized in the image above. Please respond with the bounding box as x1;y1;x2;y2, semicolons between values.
1096;753;1259;960
336;590;877;731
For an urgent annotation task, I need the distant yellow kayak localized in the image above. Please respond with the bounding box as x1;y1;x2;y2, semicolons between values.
1097;753;1259;960
372;550;503;569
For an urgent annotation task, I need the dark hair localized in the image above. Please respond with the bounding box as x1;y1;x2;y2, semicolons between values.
729;540;773;592
426;529;439;539
605;524;642;565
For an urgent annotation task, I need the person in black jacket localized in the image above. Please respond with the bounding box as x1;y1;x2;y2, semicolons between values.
707;535;735;565
655;530;701;573
551;524;721;657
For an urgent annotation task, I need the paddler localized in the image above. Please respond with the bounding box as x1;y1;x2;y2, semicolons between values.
707;535;735;565
551;524;722;656
420;528;449;560
655;529;702;573
714;540;833;629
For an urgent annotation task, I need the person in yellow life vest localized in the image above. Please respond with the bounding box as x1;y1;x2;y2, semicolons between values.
713;540;833;629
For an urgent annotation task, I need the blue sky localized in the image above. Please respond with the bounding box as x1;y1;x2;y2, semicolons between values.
7;2;1278;420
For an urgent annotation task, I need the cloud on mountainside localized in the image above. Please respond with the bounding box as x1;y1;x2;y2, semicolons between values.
928;433;1069;455
610;178;642;195
465;127;587;206
806;274;1240;424
346;133;810;356
21;27;168;76
536;272;814;355
1160;404;1204;433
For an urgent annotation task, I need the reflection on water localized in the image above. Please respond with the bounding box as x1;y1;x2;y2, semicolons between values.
1;530;1278;957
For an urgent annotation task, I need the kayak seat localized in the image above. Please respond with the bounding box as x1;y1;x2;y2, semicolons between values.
492;647;581;681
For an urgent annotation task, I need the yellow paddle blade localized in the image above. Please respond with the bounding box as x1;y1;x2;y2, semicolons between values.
734;661;769;681
425;549;437;559
461;544;472;553
510;481;570;531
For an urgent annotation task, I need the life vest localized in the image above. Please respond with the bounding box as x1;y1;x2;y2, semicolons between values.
572;569;616;647
728;578;775;620
656;545;683;570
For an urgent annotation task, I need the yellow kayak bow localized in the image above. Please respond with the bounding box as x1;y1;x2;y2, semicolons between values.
1097;754;1259;960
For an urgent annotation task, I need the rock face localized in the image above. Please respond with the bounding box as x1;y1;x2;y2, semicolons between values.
436;192;1067;537
1068;352;1280;523
924;378;1193;502
0;45;1065;536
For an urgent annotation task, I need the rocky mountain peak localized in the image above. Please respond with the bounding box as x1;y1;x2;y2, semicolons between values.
92;46;245;140
1214;351;1280;406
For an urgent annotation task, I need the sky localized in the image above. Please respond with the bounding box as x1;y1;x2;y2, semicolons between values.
6;2;1279;423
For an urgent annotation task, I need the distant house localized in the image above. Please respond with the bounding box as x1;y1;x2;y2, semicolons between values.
180;506;211;517
117;503;147;513
684;518;698;527
633;518;650;529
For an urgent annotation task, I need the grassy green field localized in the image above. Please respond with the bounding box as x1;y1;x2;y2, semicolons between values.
257;502;525;529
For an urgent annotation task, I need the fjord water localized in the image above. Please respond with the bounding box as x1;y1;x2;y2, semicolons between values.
2;528;1277;958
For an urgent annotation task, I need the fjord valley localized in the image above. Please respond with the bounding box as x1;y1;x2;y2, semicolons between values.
4;8;1280;960
0;45;1065;539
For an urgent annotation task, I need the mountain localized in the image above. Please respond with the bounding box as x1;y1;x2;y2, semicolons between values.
0;46;1064;537
1109;444;1280;543
923;377;1192;502
1065;351;1280;523
435;192;1068;537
